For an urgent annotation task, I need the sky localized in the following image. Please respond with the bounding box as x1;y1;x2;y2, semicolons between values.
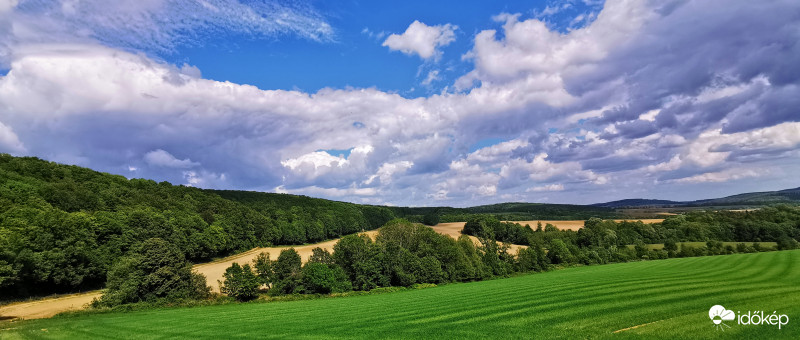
0;0;799;207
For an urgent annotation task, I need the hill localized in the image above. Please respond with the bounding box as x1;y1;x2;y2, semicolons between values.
0;154;613;299
594;187;800;208
689;187;800;206
592;199;685;208
4;250;798;339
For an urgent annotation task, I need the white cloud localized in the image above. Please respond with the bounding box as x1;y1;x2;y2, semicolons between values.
673;168;764;184
421;70;440;86
0;0;18;13
466;139;529;164
0;120;25;153
382;21;457;59
364;160;413;185
183;170;227;188
645;155;682;173
0;0;797;206
686;122;800;167
144;149;199;168
3;0;333;55
287;185;378;197
526;184;564;192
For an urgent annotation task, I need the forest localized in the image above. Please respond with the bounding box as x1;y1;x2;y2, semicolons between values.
1;154;799;305
0;155;393;298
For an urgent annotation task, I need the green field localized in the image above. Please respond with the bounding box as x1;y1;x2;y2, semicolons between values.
3;250;799;339
625;241;778;251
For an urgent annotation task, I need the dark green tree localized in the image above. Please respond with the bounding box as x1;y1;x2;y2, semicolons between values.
220;263;260;301
97;238;209;306
252;252;274;288
301;262;352;294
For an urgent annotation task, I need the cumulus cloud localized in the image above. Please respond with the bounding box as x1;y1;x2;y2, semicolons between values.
144;149;199;168
382;21;457;59
673;168;764;184
526;184;565;192
0;120;25;153
0;0;798;206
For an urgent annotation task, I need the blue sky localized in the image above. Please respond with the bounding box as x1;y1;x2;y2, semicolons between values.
166;1;601;95
0;0;799;207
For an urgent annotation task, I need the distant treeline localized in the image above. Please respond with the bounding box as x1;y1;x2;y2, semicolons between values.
390;202;620;223
462;206;800;265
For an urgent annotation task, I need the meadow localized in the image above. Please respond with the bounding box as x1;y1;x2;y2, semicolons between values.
3;249;798;339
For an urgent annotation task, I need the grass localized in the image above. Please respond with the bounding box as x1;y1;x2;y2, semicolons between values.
625;241;778;250
3;250;799;339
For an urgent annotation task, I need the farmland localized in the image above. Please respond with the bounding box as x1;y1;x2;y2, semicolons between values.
3;249;798;339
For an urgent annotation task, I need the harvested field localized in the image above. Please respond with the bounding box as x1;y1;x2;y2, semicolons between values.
435;218;665;232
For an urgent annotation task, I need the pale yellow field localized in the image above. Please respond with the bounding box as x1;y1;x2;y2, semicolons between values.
436;219;665;232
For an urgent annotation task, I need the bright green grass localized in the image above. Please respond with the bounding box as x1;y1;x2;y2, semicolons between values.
3;250;799;339
625;241;778;250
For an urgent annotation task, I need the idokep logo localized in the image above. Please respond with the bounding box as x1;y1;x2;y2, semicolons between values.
709;305;790;331
709;305;736;331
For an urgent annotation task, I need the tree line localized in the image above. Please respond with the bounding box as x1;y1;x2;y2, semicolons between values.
462;207;800;266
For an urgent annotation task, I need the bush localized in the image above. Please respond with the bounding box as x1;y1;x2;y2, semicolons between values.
547;239;574;264
220;263;260;301
96;238;209;307
301;262;352;294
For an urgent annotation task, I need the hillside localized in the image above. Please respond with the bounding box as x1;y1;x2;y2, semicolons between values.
0;154;613;300
0;155;394;298
592;199;685;208
689;187;800;206
594;187;800;208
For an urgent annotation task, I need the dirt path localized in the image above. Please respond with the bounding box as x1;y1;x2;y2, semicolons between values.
2;224;521;320
0;291;102;321
194;230;380;293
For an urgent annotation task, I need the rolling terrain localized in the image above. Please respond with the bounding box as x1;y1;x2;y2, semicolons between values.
0;221;531;320
3;250;798;339
595;187;800;208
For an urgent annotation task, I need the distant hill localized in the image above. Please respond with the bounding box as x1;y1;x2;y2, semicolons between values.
688;187;800;206
594;187;800;208
592;199;685;208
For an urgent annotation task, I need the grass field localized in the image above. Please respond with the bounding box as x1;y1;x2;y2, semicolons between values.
625;241;778;251
3;250;798;339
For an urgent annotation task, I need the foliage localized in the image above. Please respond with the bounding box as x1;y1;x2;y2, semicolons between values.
219;263;260;301
301;262;352;294
252;252;274;288
0;154;393;299
270;248;303;295
94;238;210;307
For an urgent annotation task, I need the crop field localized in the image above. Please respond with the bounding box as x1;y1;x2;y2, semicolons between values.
3;249;798;339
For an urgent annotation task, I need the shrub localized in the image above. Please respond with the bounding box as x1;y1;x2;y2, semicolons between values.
301;262;352;294
220;263;260;301
96;238;210;307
